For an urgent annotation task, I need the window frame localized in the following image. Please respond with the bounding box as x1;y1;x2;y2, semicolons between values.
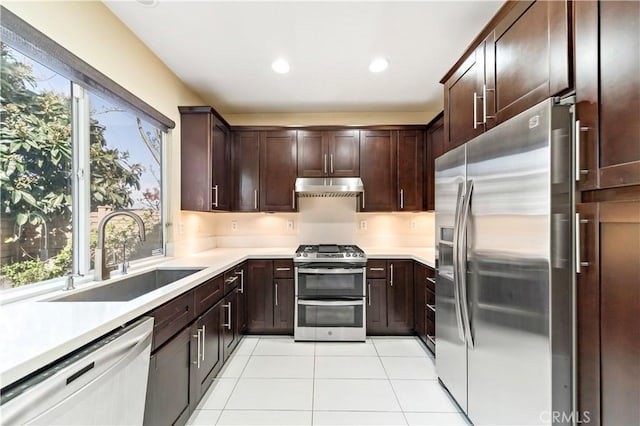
0;6;173;298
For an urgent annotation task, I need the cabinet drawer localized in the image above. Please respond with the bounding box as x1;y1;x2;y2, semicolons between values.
273;259;294;278
195;275;224;317
426;288;436;321
366;260;387;278
147;291;195;351
426;273;436;292
224;267;241;294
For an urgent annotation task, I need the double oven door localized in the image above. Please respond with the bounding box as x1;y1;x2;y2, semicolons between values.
294;263;366;341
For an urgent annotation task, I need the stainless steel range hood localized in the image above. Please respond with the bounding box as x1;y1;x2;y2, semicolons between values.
294;177;364;197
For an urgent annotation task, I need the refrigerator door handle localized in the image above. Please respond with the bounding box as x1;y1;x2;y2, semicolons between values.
452;181;466;343
459;180;475;348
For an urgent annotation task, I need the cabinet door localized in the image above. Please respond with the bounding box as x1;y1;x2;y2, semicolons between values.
598;201;640;426
387;260;414;332
328;130;360;177
211;117;230;211
144;327;192;426
260;131;298;212
232;131;260;211
222;291;239;361
490;0;570;124
359;130;397;211
443;45;484;150
397;130;424;211
366;278;388;334
575;0;640;190
297;130;327;177
413;262;427;342
273;278;294;333
246;260;274;332
180;112;212;211
425;114;444;211
192;301;223;402
235;264;248;333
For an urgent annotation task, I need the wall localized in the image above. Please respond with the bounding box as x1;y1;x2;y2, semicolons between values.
3;1;217;256
225;111;441;127
215;198;435;249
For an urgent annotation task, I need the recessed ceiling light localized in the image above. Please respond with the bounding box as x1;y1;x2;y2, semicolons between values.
369;57;389;73
272;59;290;74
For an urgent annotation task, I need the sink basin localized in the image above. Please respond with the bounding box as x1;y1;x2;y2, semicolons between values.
51;268;203;302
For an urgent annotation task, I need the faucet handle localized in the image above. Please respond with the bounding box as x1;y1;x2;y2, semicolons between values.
62;273;83;291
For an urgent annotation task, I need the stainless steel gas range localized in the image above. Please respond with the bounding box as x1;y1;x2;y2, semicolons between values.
294;244;367;342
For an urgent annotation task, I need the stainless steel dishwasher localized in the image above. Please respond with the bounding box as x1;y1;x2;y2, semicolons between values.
1;316;153;425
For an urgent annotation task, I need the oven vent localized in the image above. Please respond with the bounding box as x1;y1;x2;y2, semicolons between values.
294;177;364;198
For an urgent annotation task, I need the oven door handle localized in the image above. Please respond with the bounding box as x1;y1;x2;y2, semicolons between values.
297;299;364;307
297;268;364;274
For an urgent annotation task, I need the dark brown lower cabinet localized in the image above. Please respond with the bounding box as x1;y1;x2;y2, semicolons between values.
144;327;193;426
577;200;640;426
413;262;436;353
191;301;223;403
246;259;294;334
366;279;388;334
143;266;247;426
366;260;413;334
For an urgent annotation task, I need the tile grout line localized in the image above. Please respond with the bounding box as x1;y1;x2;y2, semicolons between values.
374;338;410;426
214;335;261;424
311;340;316;426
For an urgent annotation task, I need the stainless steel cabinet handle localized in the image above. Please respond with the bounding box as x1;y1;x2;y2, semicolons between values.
254;189;258;210
473;92;479;129
212;185;218;208
324;154;328;174
274;283;278;306
427;304;436;312
576;213;591;273
426;277;436;285
575;120;590;181
369;267;385;272
201;325;206;360
362;191;365;209
276;267;291;271
192;329;201;368
400;189;404;209
483;84;495;123
225;275;238;284
390;264;394;287
236;270;244;293
223;303;232;329
292;190;295;210
368;284;371;306
330;154;334;174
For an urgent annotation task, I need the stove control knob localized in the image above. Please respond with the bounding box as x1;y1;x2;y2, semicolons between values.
358;253;364;257
296;252;301;257
303;253;308;257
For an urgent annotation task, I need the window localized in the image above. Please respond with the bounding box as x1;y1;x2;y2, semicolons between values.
0;39;167;291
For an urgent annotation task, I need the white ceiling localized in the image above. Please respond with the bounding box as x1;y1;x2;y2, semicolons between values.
104;1;503;116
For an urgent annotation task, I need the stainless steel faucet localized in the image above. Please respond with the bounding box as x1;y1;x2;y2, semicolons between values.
94;211;146;281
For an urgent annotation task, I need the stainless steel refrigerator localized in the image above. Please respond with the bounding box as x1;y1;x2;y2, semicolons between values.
435;98;574;425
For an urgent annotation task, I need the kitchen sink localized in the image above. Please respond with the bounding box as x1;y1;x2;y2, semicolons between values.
50;268;203;302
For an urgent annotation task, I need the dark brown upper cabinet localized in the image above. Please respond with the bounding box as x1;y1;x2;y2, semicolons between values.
397;130;424;211
297;130;359;177
179;106;231;211
425;113;445;211
359;130;397;212
259;131;298;212
441;0;571;150
575;0;640;190
232;131;260;212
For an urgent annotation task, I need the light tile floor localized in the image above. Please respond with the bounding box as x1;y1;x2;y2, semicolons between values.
188;336;469;426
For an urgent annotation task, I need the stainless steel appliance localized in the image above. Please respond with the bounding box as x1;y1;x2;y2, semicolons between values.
435;98;574;425
294;244;367;341
1;317;154;425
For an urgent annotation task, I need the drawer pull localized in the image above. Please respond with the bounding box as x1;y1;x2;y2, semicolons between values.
369;267;385;272
276;267;291;272
427;304;436;313
426;277;436;284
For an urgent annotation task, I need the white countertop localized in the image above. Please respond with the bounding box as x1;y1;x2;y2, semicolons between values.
0;246;434;387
